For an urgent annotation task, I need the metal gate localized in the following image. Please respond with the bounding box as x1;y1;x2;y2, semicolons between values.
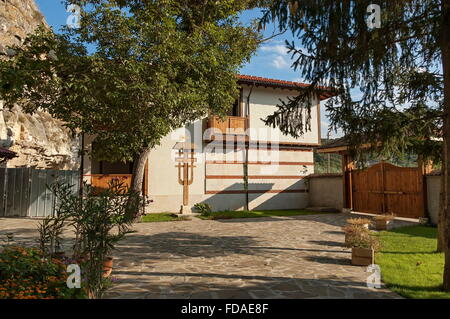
350;162;425;218
0;168;80;217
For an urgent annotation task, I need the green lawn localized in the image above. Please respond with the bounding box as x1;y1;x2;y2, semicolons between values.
141;213;190;223
197;209;334;220
376;226;450;299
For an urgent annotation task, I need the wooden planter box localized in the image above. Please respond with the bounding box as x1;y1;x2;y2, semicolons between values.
375;219;392;230
351;247;374;266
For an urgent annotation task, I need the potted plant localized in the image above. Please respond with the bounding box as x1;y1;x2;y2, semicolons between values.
346;229;380;266
49;180;141;299
347;217;372;229
342;224;366;247
373;214;395;230
103;257;113;278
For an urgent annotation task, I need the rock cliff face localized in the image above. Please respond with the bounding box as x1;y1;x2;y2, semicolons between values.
0;0;46;50
0;0;81;169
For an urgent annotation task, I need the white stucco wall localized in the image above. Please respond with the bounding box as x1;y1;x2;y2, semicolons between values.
242;86;320;145
85;84;322;213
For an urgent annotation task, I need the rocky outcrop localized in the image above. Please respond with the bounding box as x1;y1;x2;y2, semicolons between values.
0;104;81;169
0;0;46;51
0;0;80;169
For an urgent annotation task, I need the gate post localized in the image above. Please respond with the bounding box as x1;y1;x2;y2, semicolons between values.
342;153;354;210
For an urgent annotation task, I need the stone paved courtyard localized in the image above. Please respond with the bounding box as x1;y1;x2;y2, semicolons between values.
0;213;412;299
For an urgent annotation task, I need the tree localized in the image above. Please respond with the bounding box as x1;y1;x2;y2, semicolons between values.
259;0;450;290
0;0;259;203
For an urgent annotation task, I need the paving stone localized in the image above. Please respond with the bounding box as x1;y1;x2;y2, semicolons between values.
0;213;403;299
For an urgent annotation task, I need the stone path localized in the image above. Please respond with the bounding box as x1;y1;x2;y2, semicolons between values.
0;213;412;299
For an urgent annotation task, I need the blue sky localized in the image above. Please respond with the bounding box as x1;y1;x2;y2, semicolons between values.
34;0;341;138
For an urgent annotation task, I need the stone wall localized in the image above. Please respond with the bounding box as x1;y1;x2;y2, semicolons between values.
0;0;81;169
307;174;343;210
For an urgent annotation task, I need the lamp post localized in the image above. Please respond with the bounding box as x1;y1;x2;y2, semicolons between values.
173;142;197;214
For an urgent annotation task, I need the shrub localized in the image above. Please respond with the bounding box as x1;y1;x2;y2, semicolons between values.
37;214;67;257
343;226;380;251
0;246;86;299
193;203;212;216
342;224;366;247
46;180;142;299
347;217;372;227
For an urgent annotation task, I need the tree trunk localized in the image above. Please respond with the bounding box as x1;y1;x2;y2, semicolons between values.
129;145;152;220
441;0;450;291
438;160;446;252
131;146;151;195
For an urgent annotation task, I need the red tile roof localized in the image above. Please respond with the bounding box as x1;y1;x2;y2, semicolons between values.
237;74;338;101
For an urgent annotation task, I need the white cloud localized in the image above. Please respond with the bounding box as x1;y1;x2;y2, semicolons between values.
260;44;289;55
272;55;289;69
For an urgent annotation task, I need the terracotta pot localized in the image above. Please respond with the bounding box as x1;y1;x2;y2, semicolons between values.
103;257;113;278
351;247;374;266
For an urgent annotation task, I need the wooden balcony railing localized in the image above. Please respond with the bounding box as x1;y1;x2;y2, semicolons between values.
91;174;132;193
206;116;248;140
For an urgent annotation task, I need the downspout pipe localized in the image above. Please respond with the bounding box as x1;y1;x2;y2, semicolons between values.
79;132;85;197
244;82;255;211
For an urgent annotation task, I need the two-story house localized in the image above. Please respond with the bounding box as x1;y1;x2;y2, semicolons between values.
82;75;336;213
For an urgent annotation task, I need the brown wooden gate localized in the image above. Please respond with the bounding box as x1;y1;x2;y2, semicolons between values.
350;162;425;218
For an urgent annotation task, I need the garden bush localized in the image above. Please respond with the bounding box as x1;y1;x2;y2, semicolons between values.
47;180;141;299
342;225;381;251
193;203;212;216
0;246;86;299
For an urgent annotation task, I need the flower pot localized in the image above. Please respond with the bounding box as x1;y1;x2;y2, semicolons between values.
351;247;374;266
375;219;392;230
103;257;113;278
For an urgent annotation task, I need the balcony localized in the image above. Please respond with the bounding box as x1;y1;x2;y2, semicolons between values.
206;115;248;141
91;174;132;193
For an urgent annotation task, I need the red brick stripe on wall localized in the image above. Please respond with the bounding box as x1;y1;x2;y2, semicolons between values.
205;161;314;165
206;175;307;179
205;189;308;194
